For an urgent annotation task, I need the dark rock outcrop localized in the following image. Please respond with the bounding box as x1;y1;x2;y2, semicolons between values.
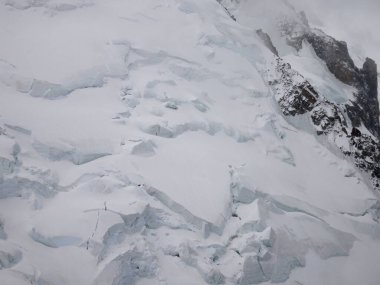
218;0;380;192
347;133;380;189
219;3;380;191
311;101;347;135
349;58;380;138
304;33;358;85
271;58;319;116
333;56;379;138
278;13;380;138
269;53;380;191
351;127;362;137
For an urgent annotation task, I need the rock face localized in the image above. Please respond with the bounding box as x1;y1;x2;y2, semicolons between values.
348;133;380;188
221;0;380;139
303;33;358;85
268;51;380;190
260;26;380;190
270;58;319;116
347;58;380;138
279;17;380;139
310;101;348;135
251;7;380;191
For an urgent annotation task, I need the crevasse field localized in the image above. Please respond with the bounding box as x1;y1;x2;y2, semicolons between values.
0;0;380;284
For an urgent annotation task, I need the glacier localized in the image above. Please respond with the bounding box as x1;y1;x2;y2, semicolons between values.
0;0;380;284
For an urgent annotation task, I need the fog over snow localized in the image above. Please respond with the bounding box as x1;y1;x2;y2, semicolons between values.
289;0;380;64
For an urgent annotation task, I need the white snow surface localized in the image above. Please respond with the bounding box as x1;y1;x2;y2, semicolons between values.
0;0;379;284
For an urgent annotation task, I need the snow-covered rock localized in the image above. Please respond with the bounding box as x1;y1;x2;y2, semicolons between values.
0;0;379;284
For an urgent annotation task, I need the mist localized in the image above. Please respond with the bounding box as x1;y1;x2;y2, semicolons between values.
289;0;380;65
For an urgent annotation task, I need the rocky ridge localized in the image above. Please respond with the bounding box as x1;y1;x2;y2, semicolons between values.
281;21;380;139
219;1;380;191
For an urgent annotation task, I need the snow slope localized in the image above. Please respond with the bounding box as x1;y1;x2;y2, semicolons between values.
0;0;379;284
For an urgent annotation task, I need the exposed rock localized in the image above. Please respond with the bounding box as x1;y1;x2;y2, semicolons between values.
270;53;380;190
265;12;380;190
311;101;347;135
362;58;378;98
304;32;358;85
279;14;380;138
271;58;319;116
348;133;380;190
351;127;362;137
272;55;380;190
348;58;380;138
303;32;379;137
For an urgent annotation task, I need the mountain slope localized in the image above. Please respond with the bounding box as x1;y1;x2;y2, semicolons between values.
0;0;379;284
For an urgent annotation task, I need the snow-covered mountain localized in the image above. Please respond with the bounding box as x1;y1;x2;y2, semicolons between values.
0;0;379;284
